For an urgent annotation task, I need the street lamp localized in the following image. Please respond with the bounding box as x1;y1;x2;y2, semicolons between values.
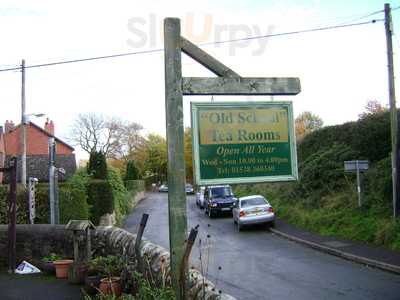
21;112;46;187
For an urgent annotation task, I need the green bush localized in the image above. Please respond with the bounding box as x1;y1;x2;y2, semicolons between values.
87;180;114;225
293;143;358;206
87;151;108;179
363;156;392;210
125;180;145;193
125;160;140;180
59;188;89;224
0;184;30;224
299;111;394;163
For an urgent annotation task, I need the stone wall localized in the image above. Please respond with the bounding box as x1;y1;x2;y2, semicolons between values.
0;225;74;266
0;225;236;300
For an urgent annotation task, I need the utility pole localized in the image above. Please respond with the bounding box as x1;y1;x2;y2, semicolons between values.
385;3;399;218
21;59;27;188
49;137;56;224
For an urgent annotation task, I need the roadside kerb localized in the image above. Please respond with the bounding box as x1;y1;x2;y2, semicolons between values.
270;228;400;275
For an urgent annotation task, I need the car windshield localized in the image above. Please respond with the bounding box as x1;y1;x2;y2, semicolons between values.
211;187;233;197
241;197;268;207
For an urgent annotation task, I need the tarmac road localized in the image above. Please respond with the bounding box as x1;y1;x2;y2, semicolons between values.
123;193;400;300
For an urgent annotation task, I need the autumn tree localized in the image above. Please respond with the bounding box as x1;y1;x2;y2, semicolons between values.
184;127;193;183
131;134;167;182
295;111;323;141
358;100;387;119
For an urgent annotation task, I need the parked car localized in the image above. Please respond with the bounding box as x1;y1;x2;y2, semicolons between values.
204;185;236;218
185;183;194;194
158;184;168;192
232;195;275;231
195;186;205;208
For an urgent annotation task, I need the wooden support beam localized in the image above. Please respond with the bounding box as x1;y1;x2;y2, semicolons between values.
183;77;301;95
164;18;188;300
181;37;240;78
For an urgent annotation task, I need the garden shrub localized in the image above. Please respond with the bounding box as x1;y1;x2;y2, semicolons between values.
125;180;145;193
107;167;129;223
125;160;140;180
87;180;114;225
87;151;108;179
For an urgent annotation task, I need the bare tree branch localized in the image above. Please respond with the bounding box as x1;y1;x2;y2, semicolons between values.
69;113;144;158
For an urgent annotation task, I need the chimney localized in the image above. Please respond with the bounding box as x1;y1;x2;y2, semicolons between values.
44;118;55;136
4;120;15;133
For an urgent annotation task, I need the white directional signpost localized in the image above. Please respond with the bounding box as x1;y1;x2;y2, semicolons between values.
164;18;301;299
344;160;369;208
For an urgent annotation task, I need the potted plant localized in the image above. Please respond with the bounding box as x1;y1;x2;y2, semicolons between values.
53;259;74;279
41;253;63;275
97;255;124;297
84;257;104;295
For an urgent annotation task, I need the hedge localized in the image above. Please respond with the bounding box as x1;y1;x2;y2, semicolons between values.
0;169;145;226
87;180;114;225
0;170;89;224
298;111;395;163
125;180;145;193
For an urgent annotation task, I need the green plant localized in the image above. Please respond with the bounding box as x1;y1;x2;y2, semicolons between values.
125;161;140;180
132;272;174;300
124;180;145;193
87;180;114;225
88;256;124;279
83;293;135;300
42;253;63;262
88;151;108;179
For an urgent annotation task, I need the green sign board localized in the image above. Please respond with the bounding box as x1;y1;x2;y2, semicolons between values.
191;101;298;185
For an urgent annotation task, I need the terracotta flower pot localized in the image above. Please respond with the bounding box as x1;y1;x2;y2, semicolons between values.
53;260;74;279
99;277;122;296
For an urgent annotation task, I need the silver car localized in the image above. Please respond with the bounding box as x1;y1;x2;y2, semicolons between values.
232;195;275;231
158;184;168;192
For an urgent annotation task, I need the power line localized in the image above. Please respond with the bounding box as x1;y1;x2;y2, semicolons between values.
200;19;383;47
336;8;384;25
0;18;383;73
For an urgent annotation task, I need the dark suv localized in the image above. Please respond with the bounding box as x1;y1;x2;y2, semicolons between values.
204;185;236;218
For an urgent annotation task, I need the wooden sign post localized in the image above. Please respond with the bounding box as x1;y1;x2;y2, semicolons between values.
164;18;301;299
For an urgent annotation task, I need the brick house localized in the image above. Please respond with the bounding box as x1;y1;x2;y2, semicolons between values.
1;119;76;183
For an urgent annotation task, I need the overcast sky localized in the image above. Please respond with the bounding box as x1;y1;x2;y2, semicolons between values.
0;0;399;161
